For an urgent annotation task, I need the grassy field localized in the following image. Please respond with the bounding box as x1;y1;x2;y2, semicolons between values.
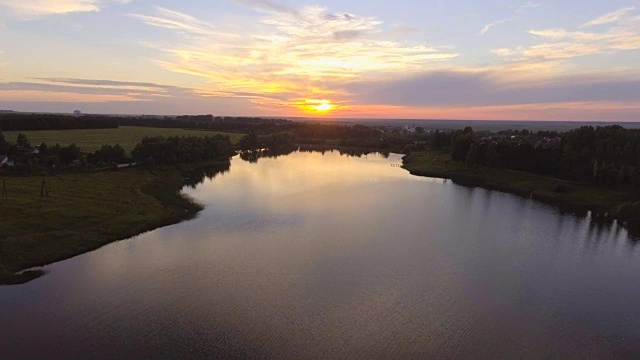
403;151;634;212
3;127;245;154
0;164;216;284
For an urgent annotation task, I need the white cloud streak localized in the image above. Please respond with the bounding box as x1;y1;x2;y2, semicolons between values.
0;0;130;19
516;1;542;13
494;7;640;61
480;17;518;36
235;0;298;16
480;1;541;36
581;6;636;28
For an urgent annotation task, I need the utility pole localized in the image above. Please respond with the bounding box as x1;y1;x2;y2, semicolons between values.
1;179;6;201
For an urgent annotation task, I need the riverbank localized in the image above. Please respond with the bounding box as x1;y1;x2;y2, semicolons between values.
403;151;640;226
0;161;228;285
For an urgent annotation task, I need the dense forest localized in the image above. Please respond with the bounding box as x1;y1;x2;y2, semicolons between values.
0;112;290;132
0;113;119;131
436;125;640;189
131;135;232;166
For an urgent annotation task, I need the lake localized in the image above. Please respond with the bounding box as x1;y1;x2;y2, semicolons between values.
1;150;640;359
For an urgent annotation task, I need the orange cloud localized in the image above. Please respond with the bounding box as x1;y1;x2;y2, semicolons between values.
133;5;458;115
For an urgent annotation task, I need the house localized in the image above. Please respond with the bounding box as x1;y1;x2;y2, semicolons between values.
0;155;14;167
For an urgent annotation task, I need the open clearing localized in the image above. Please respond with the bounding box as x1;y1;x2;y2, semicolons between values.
3;126;244;153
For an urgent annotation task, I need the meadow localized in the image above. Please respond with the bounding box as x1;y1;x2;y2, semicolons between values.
3;126;244;153
0;164;212;284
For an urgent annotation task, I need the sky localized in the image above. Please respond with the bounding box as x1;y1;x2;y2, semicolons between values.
0;0;639;121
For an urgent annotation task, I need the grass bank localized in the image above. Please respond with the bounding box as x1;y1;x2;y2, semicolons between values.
3;126;244;153
0;162;225;285
403;151;639;223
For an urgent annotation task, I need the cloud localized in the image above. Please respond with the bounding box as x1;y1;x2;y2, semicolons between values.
581;6;636;28
0;77;290;108
0;0;99;18
0;0;130;19
235;0;298;16
479;1;542;36
130;7;226;36
494;7;640;61
346;69;640;108
132;5;456;113
480;17;517;36
480;2;541;36
516;2;542;13
0;80;176;99
0;77;280;115
35;78;183;89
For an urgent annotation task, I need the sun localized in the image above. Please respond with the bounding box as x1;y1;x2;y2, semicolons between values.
314;102;333;112
302;99;336;114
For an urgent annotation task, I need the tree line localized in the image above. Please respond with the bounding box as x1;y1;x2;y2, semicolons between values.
0;113;118;131
434;125;640;188
0;131;232;175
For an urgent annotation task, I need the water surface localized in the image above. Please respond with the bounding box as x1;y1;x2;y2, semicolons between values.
1;151;639;359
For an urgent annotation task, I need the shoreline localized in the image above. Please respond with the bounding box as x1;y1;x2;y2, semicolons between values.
4;148;640;285
402;151;640;234
0;160;229;285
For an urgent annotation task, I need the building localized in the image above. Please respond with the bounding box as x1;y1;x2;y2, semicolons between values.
0;155;13;167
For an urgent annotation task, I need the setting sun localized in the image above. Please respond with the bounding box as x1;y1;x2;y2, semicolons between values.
299;99;337;114
314;102;334;112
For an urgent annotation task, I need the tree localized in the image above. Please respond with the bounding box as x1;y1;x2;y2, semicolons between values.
485;142;500;168
238;132;260;150
431;130;450;150
0;132;8;154
39;143;50;156
451;134;474;161
16;133;30;147
466;143;479;168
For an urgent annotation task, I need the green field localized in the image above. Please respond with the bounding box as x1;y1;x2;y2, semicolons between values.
3;127;244;153
0;164;220;284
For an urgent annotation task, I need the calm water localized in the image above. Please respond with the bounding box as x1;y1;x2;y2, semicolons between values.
2;151;640;359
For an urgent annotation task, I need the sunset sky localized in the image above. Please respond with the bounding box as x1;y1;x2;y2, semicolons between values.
0;0;639;120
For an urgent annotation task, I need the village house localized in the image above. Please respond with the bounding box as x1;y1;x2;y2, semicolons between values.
0;155;14;167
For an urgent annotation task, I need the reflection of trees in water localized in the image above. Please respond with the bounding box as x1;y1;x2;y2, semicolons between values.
626;225;640;245
297;147;390;159
239;147;297;163
447;181;640;246
554;208;640;246
239;147;391;164
183;162;231;188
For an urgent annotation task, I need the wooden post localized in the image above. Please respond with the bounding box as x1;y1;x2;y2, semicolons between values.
1;179;6;201
40;178;49;198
